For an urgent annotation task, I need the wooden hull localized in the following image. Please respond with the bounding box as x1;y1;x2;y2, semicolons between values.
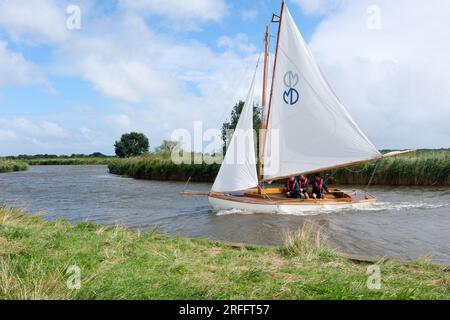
208;188;376;214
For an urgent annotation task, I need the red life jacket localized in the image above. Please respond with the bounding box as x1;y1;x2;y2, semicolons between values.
299;178;308;188
313;178;324;189
286;179;298;191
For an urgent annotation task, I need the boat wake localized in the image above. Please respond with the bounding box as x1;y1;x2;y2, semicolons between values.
354;201;450;212
216;208;253;216
214;201;450;216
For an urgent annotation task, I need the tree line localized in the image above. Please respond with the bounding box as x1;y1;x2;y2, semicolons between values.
6;152;110;160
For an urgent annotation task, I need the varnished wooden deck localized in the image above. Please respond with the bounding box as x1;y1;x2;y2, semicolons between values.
209;187;376;206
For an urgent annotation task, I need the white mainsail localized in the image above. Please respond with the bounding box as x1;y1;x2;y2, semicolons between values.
263;4;381;180
211;72;258;193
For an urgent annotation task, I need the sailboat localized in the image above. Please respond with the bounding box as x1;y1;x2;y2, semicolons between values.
200;1;413;214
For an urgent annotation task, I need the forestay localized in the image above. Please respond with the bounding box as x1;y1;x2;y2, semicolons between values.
263;4;381;180
211;72;258;193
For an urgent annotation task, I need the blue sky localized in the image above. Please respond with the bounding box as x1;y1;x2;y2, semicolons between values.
1;0;449;156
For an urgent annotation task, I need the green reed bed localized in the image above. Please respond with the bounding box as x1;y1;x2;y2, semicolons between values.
108;155;220;183
0;160;28;173
0;206;448;300
327;151;450;186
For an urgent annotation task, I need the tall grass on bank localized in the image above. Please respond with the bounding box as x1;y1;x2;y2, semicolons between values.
0;160;28;173
109;154;220;183
282;221;335;259
326;151;450;186
0;206;448;300
109;151;450;186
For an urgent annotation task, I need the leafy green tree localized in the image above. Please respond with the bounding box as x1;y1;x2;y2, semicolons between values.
89;152;107;158
114;132;149;158
221;101;262;155
155;140;182;155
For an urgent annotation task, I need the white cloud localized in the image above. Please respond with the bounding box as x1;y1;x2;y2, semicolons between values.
109;114;132;130
80;57;177;103
0;115;118;155
7;118;66;139
0;118;68;153
241;9;258;21
80;127;91;140
40;120;66;137
217;33;257;54
292;0;344;15
0;129;17;141
308;0;450;148
119;0;229;22
0;41;46;87
0;0;68;44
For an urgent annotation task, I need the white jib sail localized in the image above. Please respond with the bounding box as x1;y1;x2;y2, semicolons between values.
263;4;381;180
211;72;258;193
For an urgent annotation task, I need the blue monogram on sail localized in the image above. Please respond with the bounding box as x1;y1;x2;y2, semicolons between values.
283;71;299;105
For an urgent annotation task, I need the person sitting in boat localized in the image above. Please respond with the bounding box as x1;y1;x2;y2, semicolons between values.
285;176;300;198
298;175;309;199
312;175;329;199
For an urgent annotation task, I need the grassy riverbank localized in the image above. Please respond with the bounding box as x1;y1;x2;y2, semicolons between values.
108;150;450;186
0;207;448;300
327;150;450;186
109;154;220;183
0;160;28;173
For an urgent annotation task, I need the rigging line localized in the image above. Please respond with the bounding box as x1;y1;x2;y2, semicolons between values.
212;63;255;132
212;42;265;139
216;55;264;159
365;160;380;193
344;164;370;174
326;163;371;186
183;176;192;192
260;187;276;204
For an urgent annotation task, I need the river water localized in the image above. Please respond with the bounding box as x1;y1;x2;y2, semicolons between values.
1;165;449;265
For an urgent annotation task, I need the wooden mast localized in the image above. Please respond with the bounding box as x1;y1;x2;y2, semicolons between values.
258;0;285;193
266;0;285;128
258;25;270;194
